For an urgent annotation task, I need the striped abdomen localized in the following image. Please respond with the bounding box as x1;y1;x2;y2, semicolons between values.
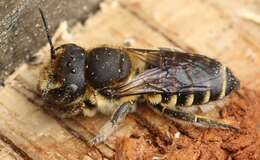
146;52;240;108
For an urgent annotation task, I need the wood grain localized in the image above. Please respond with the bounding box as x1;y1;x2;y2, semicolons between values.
0;0;259;159
0;0;102;85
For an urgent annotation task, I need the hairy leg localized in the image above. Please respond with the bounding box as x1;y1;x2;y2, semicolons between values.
152;104;239;131
88;102;134;146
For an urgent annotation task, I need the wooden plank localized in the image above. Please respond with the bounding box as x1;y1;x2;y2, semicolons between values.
0;0;259;159
0;84;109;160
0;137;25;160
118;0;260;159
120;0;260;90
0;0;102;85
0;2;174;159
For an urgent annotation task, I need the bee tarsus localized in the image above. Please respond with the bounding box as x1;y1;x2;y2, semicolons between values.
153;104;240;131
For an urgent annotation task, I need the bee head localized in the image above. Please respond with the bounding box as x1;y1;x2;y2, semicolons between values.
42;44;87;105
39;9;87;106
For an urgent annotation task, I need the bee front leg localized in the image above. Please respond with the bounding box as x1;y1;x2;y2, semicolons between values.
88;102;134;146
153;104;240;131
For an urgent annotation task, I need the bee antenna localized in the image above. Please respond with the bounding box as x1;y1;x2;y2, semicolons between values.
39;8;55;59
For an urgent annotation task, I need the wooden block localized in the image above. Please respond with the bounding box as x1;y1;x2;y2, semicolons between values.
0;0;259;159
120;0;260;90
0;2;174;159
0;137;25;160
0;0;102;86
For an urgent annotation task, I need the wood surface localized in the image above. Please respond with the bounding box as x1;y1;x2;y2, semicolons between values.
0;0;101;85
0;0;259;159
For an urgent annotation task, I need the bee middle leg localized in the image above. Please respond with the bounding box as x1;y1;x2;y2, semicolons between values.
88;102;134;146
152;104;239;131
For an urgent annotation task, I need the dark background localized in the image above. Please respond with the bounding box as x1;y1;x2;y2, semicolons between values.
0;0;102;85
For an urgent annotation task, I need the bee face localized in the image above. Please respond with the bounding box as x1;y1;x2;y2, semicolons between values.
41;44;87;106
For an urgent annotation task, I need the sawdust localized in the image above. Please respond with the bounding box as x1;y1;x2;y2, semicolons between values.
115;88;260;160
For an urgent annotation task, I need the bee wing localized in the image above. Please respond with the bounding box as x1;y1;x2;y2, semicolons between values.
125;47;217;68
102;67;210;98
124;47;168;67
126;47;223;80
99;47;221;98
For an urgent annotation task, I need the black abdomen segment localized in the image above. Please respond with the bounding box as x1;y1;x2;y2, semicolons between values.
165;51;240;107
163;66;239;107
225;67;240;95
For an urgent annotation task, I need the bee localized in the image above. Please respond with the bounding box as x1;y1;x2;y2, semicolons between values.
38;9;240;146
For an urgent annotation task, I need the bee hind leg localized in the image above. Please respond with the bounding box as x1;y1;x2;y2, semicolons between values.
153;104;240;131
88;102;134;146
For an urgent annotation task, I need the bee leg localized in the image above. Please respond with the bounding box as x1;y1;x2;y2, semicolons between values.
153;104;240;131
88;102;134;146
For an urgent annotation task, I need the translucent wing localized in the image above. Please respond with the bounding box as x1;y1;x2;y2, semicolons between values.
99;48;223;98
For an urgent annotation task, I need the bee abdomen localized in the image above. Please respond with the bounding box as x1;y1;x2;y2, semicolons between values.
161;67;239;108
161;94;177;110
146;94;162;105
176;93;194;106
197;67;239;106
225;67;240;95
208;66;239;101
